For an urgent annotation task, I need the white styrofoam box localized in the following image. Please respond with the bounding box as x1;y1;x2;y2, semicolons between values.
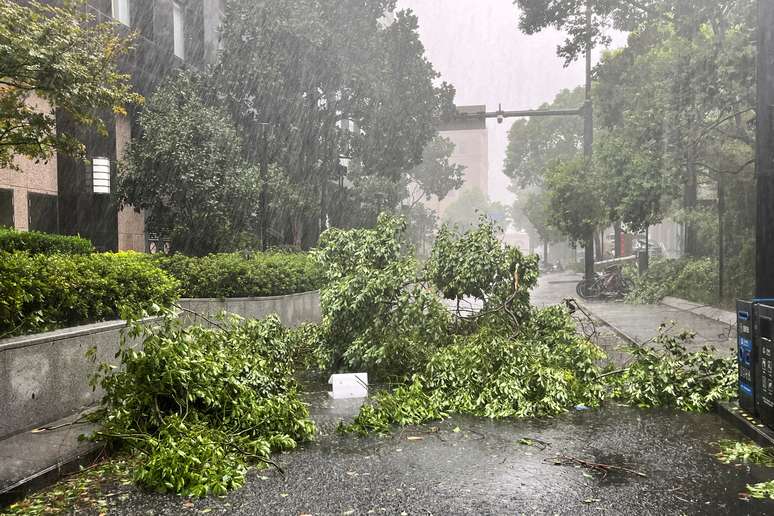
328;373;368;399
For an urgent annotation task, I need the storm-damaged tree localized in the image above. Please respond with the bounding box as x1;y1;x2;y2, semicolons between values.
118;72;261;255
214;0;455;244
0;0;140;169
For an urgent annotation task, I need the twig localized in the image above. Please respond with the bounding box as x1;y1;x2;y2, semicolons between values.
519;437;551;450
173;303;227;330
227;442;286;478
549;454;647;479
596;368;630;380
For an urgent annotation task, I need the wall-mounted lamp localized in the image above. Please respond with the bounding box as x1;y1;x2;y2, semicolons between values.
92;157;111;194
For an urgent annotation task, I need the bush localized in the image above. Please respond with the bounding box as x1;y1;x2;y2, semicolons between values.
91;315;315;497
0;228;93;255
0;251;179;337
626;258;717;305
150;252;324;298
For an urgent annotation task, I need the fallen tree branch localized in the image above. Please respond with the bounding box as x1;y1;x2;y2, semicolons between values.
548;454;647;478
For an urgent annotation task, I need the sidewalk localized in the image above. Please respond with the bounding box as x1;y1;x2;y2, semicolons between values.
533;271;735;355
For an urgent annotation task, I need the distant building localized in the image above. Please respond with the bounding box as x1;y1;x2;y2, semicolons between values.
430;105;489;217
0;0;225;251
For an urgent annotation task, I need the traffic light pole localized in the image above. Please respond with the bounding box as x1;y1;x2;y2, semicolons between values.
756;0;774;300
582;3;594;282
452;6;597;281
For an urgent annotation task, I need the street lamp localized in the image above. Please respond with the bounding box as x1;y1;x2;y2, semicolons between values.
92;157;111;194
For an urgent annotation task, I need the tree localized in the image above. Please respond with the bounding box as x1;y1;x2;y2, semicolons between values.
442;188;507;231
118;73;259;256
543;158;606;246
214;0;455;240
503;87;585;189
511;189;563;259
594;132;666;234
0;0;140;168
404;136;465;208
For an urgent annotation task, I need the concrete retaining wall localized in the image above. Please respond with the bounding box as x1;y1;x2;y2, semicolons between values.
0;291;321;440
177;291;321;328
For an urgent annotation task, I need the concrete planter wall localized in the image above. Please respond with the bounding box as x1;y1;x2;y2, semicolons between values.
0;290;321;440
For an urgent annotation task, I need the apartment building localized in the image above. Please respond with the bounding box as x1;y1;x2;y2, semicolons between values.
0;0;224;250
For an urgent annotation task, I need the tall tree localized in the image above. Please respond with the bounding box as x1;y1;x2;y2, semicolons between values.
0;0;140;168
214;1;455;241
503;87;585;189
118;73;259;256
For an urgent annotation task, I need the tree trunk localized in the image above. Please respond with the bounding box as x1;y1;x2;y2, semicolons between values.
718;175;725;302
684;161;699;257
543;240;549;264
594;231;603;261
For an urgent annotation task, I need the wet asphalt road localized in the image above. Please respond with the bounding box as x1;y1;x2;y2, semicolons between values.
96;396;774;515
73;274;774;515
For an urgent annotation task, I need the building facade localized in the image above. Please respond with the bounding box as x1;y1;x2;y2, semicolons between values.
432;105;490;217
0;0;224;250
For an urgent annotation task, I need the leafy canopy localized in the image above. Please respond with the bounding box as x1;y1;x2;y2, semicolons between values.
118;72;260;255
0;0;141;168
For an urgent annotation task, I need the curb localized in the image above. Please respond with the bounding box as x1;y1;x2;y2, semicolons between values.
660;296;735;327
575;301;641;346
716;401;774;448
0;443;105;508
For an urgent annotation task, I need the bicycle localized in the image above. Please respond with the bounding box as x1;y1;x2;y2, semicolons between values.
576;265;633;300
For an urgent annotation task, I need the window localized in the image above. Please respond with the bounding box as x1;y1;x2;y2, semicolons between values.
0;189;13;228
111;0;130;26
28;193;58;234
173;2;185;60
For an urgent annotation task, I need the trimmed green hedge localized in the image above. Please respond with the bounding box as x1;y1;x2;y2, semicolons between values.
0;228;93;255
150;252;324;298
0;251;179;338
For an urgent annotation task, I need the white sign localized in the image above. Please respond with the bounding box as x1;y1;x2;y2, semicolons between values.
92;157;111;194
328;373;368;399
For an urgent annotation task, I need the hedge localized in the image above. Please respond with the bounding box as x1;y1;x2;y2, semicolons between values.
0;228;93;255
0;251;179;338
150;252;324;298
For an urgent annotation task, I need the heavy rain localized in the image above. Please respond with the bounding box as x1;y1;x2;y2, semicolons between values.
1;0;774;514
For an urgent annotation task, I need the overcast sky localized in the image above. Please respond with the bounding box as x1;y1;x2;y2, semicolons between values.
396;0;626;205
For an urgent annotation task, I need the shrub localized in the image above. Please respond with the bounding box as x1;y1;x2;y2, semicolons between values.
150;252;324;298
91;315;315;497
0;228;93;255
0;251;178;337
626;258;717;305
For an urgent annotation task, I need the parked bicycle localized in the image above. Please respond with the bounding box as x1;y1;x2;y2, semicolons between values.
576;265;634;300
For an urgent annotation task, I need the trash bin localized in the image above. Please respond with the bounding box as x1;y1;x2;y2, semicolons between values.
737;300;757;414
637;250;649;274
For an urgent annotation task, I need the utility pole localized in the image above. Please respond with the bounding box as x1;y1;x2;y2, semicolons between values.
757;0;774;300
582;1;595;282
258;122;270;251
